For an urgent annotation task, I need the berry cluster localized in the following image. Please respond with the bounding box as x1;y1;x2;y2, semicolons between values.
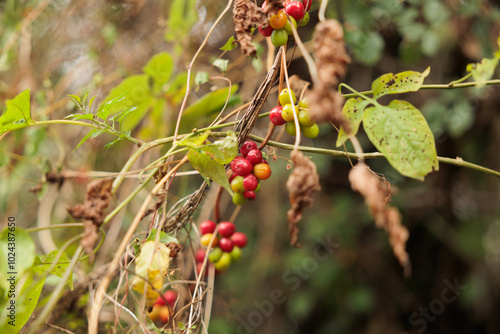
259;0;312;47
196;220;248;272
148;290;178;324
229;141;271;206
269;88;319;139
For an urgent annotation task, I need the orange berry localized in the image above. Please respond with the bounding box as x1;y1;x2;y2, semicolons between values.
253;163;272;180
200;233;218;247
269;11;287;29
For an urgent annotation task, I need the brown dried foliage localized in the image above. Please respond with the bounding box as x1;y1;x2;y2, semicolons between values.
233;0;267;57
286;150;321;247
262;0;284;16
349;163;411;277
67;178;113;258
309;19;351;130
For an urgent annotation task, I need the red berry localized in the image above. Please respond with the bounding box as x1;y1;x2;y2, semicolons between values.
243;173;259;191
270;106;286;125
218;221;236;238
303;0;312;11
219;237;234;252
285;1;305;21
199;220;216;235
196;262;208;275
231;157;253;176
246;149;263;165
240;141;258;157
231;232;248;248
243;190;256;200
227;170;236;182
195;249;206;263
259;24;274;37
163;290;177;306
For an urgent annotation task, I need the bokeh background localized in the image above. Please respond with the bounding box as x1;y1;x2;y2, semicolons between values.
1;0;500;333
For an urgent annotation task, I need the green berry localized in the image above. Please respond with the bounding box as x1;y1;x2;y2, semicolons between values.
300;12;310;26
215;252;232;271
285;121;297;136
208;247;223;263
284;16;297;35
298;97;309;109
281;103;296;122
279;88;297;106
271;29;288;47
230;246;242;262
298;109;315;127
232;192;247;206
302;123;320;139
230;176;245;194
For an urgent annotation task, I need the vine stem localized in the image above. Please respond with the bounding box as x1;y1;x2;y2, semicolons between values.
88;155;189;333
173;0;234;143
27;245;84;334
341;79;500;98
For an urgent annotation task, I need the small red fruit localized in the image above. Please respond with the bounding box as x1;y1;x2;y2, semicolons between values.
285;2;305;21
243;173;259;191
246;149;263;165
270;106;286;125
231;232;248;248
199;220;216;235
243;190;256;200
253;163;272;180
163;290;177;306
159;306;170;323
196;262;208;275
218;221;236;238
230;157;254;176
303;0;312;11
219;237;235;253
195;249;206;263
259;24;274;37
240;141;258;157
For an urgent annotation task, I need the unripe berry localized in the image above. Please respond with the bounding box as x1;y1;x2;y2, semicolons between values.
240;141;257;157
302;123;320;139
232;192;247;206
271;28;288;47
243;173;259;191
269;106;286;125
230;246;242;262
253;163;272;180
269;11;287;29
230;157;253;176
285;121;297;136
231;176;246;194
218;221;236;237
298;109;315;127
219;237;235;253
199;220;216;235
231;232;248;248
246;149;263;165
200;233;218;247
215;252;232;271
281;103;296;122
279;88;297;105
208;247;223;263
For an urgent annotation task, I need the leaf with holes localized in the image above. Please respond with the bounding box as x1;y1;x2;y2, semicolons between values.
336;98;372;147
188;148;232;195
363;100;438;180
467;58;499;87
372;67;430;99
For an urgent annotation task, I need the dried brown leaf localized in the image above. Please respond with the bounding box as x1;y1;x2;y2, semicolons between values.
262;0;284;16
286;150;321;247
67;178;113;257
233;0;267;57
349;163;411;277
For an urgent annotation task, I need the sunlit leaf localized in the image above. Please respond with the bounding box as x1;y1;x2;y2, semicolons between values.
336;98;372;147
143;52;174;88
199;131;238;164
0;89;32;134
177;131;210;148
220;36;237;51
372;67;430;99
363;100;438;180
146;229;179;244
188;148;232;195
213;59;229;73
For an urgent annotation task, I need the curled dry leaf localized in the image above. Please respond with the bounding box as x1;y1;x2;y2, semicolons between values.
349;162;411;277
309;19;351;130
233;0;267;57
67;178;113;258
262;0;284;16
286;150;321;247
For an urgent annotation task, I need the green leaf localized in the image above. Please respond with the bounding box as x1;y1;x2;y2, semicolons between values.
0;89;32;135
213;59;229;73
96;90;130;121
195;72;210;87
199;131;238;164
184;84;239;118
146;229;179;244
177;131;210;148
0;227;36;277
143;52;174;88
372;67;430;99
74;128;106;151
188;148;232;195
165;0;198;55
363;100;439;180
13;266;46;330
34;250;74;290
65;113;94;121
467;58;499;87
336;98;372;147
220;36;237;51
